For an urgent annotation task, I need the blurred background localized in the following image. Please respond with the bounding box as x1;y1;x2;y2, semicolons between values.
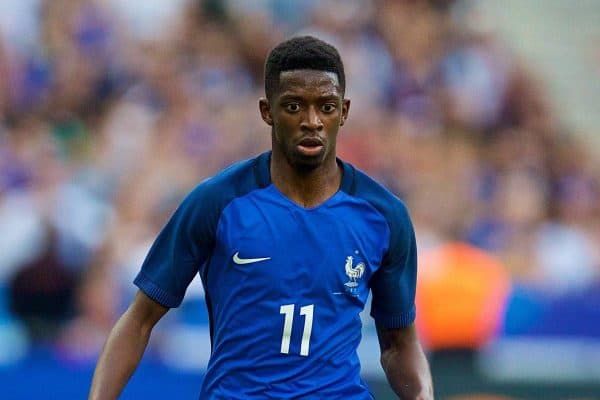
0;0;599;399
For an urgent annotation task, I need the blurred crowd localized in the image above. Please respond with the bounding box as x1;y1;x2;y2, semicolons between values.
0;0;599;364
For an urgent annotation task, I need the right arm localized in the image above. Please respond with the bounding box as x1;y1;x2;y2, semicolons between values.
89;290;169;400
89;180;218;398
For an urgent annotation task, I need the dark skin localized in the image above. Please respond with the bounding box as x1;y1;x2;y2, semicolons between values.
259;69;350;208
89;291;168;400
89;69;433;400
377;323;434;399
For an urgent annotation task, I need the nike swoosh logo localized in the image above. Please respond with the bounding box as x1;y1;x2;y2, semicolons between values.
232;252;271;265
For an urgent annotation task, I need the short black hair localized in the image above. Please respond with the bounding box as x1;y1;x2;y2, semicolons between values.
264;36;345;101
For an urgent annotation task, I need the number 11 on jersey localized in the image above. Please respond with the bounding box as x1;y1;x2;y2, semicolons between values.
279;304;314;356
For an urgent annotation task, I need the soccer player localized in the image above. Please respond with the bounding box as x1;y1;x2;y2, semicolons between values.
89;36;433;399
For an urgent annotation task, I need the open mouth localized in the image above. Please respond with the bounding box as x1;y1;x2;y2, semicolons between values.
296;137;324;156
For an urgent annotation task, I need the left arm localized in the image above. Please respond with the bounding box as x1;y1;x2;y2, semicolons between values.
367;197;431;398
376;322;434;400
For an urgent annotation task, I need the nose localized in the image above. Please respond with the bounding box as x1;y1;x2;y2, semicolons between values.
300;106;323;131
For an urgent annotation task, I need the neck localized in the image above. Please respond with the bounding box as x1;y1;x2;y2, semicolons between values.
270;151;342;208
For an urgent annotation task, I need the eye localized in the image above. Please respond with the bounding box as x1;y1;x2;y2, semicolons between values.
285;103;300;113
321;103;336;113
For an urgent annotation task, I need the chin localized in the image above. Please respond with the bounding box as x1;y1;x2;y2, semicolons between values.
290;153;324;172
295;160;321;173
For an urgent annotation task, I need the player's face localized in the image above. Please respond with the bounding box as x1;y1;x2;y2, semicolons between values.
260;69;350;171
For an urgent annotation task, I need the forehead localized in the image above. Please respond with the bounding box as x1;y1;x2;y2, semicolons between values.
277;69;341;97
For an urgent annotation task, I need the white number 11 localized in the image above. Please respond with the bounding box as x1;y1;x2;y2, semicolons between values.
279;304;314;356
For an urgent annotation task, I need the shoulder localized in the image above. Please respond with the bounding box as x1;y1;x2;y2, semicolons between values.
180;152;268;218
343;161;412;230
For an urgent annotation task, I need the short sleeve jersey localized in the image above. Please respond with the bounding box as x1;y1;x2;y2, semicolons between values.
134;152;418;399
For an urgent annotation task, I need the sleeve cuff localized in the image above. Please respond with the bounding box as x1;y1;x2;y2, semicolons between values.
371;305;416;329
134;272;182;308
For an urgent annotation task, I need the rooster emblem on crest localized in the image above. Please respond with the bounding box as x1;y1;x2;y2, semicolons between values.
344;256;365;288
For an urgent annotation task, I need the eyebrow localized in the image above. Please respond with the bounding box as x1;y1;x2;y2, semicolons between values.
278;93;340;101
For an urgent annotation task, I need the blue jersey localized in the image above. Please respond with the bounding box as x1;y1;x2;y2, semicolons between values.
134;152;417;399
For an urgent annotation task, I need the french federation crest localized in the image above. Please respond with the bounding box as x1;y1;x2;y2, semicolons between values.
344;256;365;295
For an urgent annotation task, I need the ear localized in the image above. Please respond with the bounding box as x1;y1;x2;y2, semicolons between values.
340;98;351;126
259;98;273;126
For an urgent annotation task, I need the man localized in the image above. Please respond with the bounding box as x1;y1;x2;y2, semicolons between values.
89;36;433;399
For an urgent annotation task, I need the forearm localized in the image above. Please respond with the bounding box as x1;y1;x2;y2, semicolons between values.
89;307;154;399
377;324;434;400
381;340;433;399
